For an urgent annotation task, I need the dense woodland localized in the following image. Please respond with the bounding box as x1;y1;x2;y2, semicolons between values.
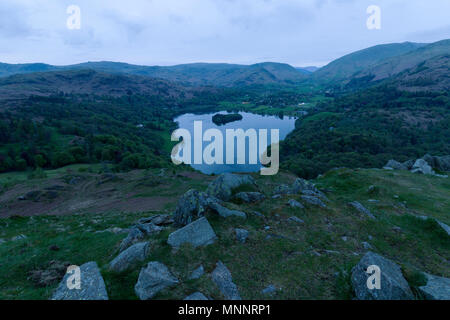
281;86;450;178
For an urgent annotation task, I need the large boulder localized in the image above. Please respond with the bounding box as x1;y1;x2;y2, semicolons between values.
134;262;179;300
411;159;435;175
109;242;150;273
418;273;450;300
351;252;414;300
52;262;108;300
349;201;376;219
384;160;407;170
211;261;241;300
233;192;265;203
173;189;216;227
167;217;217;248
206;173;255;201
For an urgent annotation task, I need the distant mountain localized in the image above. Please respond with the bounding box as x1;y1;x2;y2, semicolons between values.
0;61;307;87
352;39;450;82
313;42;426;82
296;66;320;74
0;69;192;100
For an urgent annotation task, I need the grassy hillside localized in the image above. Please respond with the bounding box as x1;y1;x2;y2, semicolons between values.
353;39;450;82
313;42;426;82
0;167;448;299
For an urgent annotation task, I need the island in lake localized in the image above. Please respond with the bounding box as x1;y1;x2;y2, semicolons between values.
212;113;243;125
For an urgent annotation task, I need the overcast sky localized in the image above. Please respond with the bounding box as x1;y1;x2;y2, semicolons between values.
1;0;449;67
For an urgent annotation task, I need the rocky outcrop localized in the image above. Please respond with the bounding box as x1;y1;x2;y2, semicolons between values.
134;262;179;300
206;173;255;201
411;159;435;175
173;189;216;227
418;273;450;300
301;195;327;208
351;252;414;300
52;262;108;300
273;178;327;202
211;261;241;300
233;192;265;203
349;201;376;219
381;155;450;174
109;242;150;273
384;160;407;170
167;217;217;248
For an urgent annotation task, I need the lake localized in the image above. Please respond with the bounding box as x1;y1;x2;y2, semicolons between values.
173;111;297;174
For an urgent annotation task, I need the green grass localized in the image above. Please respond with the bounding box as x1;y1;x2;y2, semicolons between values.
0;168;448;300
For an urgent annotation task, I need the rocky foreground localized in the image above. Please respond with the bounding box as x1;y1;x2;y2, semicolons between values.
0;166;449;300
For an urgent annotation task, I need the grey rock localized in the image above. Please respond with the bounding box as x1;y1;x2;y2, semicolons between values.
384;160;407;170
173;189;216;227
349;201;376;219
292;178;328;201
418;273;450;300
52;262;108;300
261;285;277;295
184;292;208;300
301;195;327;208
288;216;305;224
209;202;246;219
206;173;255;201
272;195;282;199
233;192;265;203
189;265;205;280
273;184;293;196
235;228;249;243
109;242;150;273
301;189;329;201
287;199;304;209
402;159;415;170
138;214;173;226
211;261;241;300
135;223;163;235
119;227;144;253
135;262;179;300
361;242;373;250
167;217;217;248
351;252;414;300
411;159;435;175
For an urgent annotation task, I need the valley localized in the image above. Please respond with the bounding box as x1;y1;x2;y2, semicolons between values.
0;38;449;300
